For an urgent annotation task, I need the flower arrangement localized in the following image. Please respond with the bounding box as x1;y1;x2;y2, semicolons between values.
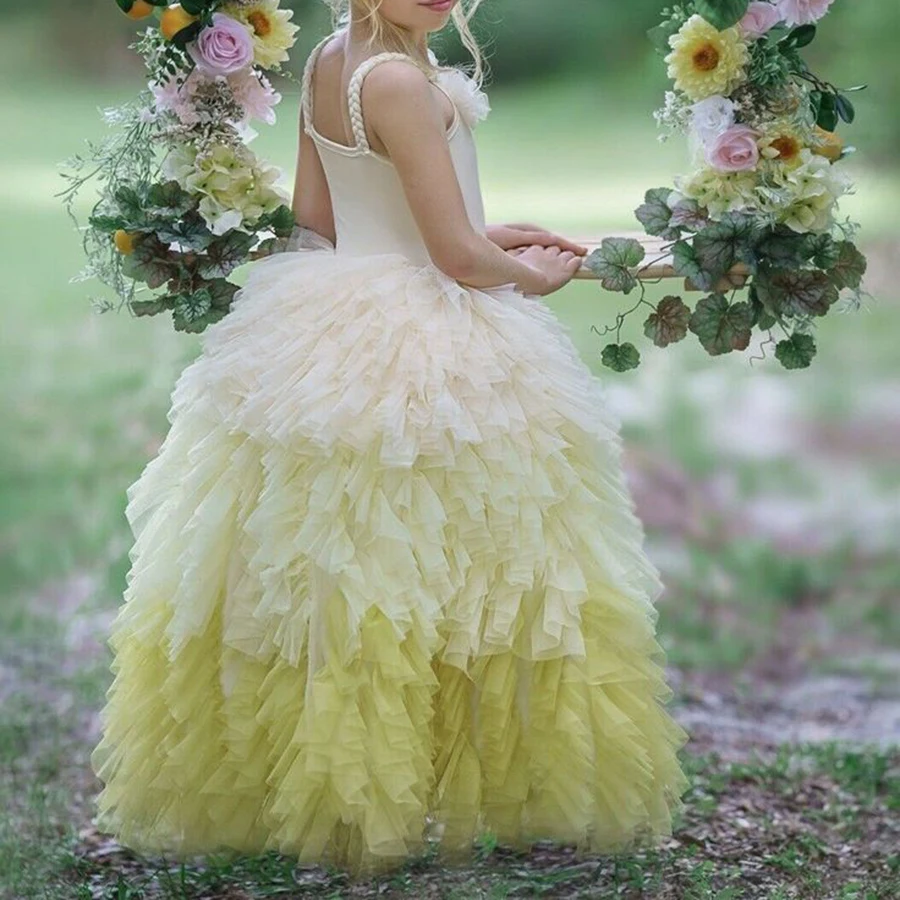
60;1;300;333
588;0;869;372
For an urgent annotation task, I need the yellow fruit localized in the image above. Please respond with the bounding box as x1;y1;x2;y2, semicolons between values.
160;4;198;41
114;230;138;255
125;0;155;20
812;126;844;163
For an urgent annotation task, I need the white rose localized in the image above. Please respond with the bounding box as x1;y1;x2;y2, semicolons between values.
690;95;737;144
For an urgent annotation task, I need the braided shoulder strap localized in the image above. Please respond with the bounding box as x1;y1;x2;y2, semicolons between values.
347;53;433;153
301;33;337;135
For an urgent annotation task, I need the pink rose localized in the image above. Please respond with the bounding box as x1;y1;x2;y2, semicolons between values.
740;2;782;38
706;125;761;172
188;13;254;76
775;0;835;27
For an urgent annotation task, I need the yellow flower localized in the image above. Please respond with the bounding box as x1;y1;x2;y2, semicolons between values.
665;14;750;101
222;0;299;70
758;120;808;169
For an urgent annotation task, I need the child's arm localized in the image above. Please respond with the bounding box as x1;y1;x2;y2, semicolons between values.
361;63;582;297
291;112;336;246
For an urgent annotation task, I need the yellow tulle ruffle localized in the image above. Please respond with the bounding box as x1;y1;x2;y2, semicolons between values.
90;250;690;877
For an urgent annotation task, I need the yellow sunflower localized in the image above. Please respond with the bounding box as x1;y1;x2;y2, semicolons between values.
665;14;750;102
222;0;299;70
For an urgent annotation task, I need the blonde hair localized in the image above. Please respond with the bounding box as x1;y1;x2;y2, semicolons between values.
324;0;488;88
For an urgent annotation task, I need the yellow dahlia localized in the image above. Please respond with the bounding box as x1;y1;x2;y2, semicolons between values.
665;14;750;102
222;0;299;70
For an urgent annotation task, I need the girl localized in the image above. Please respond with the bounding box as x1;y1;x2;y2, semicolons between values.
90;0;690;879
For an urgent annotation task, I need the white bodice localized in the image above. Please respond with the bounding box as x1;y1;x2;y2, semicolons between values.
300;30;488;266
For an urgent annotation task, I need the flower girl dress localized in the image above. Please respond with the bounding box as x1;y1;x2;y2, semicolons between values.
90;29;690;877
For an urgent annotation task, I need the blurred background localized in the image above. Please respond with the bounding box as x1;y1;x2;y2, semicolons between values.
0;0;899;893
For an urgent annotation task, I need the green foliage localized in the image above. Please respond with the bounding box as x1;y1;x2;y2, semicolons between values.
635;187;681;240
601;342;641;372
688;293;755;356
585;237;645;294
644;295;692;348
775;332;818;369
693;0;750;30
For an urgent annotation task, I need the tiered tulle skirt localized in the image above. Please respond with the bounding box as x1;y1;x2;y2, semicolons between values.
90;249;690;877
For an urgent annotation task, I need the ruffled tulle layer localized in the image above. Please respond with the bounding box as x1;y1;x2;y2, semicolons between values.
90;250;690;877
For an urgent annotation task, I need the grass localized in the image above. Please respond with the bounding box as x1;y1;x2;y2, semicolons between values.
0;62;899;900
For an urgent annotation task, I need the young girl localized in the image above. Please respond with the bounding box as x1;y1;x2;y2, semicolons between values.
90;0;690;878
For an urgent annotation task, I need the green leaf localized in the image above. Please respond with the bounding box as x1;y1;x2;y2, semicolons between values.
585;237;645;294
647;19;685;54
775;333;817;370
129;298;170;318
173;288;212;330
688;293;754;356
779;24;816;49
643;295;691;348
816;92;838;131
749;285;778;331
692;212;761;285
180;0;212;13
147;180;195;217
601;342;641;373
635;187;679;239
202;278;241;311
255;237;290;258
198;231;255;279
89;214;129;233
669;198;709;233
829;241;867;290
122;236;175;290
693;0;750;30
755;268;838;318
671;240;714;291
804;233;841;270
115;0;133;13
835;94;856;125
155;211;216;252
255;205;297;238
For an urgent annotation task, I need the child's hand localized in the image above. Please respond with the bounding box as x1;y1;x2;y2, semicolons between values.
487;223;588;256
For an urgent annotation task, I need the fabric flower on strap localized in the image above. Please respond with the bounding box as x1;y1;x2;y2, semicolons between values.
427;49;491;130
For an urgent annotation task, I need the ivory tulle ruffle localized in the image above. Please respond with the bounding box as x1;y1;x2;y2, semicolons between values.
90;248;690;876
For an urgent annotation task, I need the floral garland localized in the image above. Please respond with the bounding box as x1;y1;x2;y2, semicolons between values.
587;0;869;372
60;0;300;333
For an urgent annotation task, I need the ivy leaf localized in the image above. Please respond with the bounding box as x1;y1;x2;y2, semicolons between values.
129;297;170;318
693;0;750;30
689;293;754;356
804;233;841;270
749;285;778;331
829;241;867;290
122;236;175;290
155;210;215;252
635;187;680;239
147;180;195;218
585;237;645;294
775;333;817;370
669;198;709;233
644;295;691;348
202;278;241;311
755;268;838;318
692;212;761;285
255;205;297;238
173;288;213;331
255;237;290;258
601;342;641;372
198;231;255;279
672;240;715;292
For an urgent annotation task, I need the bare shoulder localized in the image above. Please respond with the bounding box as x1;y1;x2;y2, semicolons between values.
360;60;435;111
